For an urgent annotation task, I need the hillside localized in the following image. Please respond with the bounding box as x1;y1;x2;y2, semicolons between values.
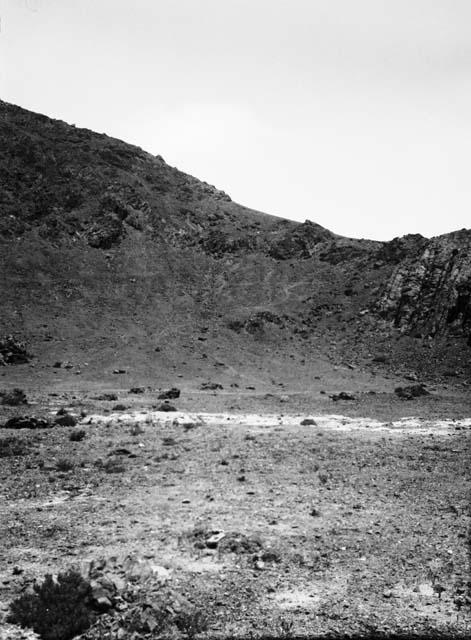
0;99;470;393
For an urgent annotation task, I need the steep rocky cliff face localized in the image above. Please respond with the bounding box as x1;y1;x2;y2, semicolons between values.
377;230;471;344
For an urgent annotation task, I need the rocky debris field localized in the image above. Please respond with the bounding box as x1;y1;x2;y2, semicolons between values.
1;394;470;639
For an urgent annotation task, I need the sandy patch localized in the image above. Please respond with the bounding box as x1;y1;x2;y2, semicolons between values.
82;410;471;435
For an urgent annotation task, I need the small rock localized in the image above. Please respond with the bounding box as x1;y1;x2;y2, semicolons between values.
205;532;225;548
418;583;434;597
330;392;356;401
200;382;223;391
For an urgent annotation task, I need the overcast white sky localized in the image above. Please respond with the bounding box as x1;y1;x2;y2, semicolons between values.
1;0;470;240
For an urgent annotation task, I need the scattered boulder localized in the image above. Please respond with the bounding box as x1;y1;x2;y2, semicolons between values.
394;384;429;400
54;413;78;427
112;369;126;374
0;388;27;406
2;416;52;429
129;386;145;394
156;403;177;412
300;418;317;426
158;387;181;399
205;531;226;549
330;392;356;401
200;382;223;391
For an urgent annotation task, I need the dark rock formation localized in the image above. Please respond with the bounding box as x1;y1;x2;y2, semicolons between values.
3;416;53;429
394;384;429;400
377;230;471;343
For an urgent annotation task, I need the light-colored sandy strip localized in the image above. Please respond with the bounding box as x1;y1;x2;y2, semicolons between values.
82;411;471;435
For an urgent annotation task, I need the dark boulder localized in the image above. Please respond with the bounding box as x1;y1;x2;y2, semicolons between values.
158;387;181;400
54;413;78;427
156;402;177;412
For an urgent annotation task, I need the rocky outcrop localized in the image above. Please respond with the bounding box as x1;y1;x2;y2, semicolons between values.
267;220;333;259
377;230;471;343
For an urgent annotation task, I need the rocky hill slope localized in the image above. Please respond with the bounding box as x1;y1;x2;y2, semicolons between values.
0;99;469;385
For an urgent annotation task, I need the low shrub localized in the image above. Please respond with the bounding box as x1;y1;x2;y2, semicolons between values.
54;414;78;427
8;570;94;640
0;388;27;406
0;335;32;365
0;436;30;457
56;459;75;472
129;423;145;435
103;458;125;474
174;609;208;639
112;404;129;411
69;429;86;442
94;393;118;402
